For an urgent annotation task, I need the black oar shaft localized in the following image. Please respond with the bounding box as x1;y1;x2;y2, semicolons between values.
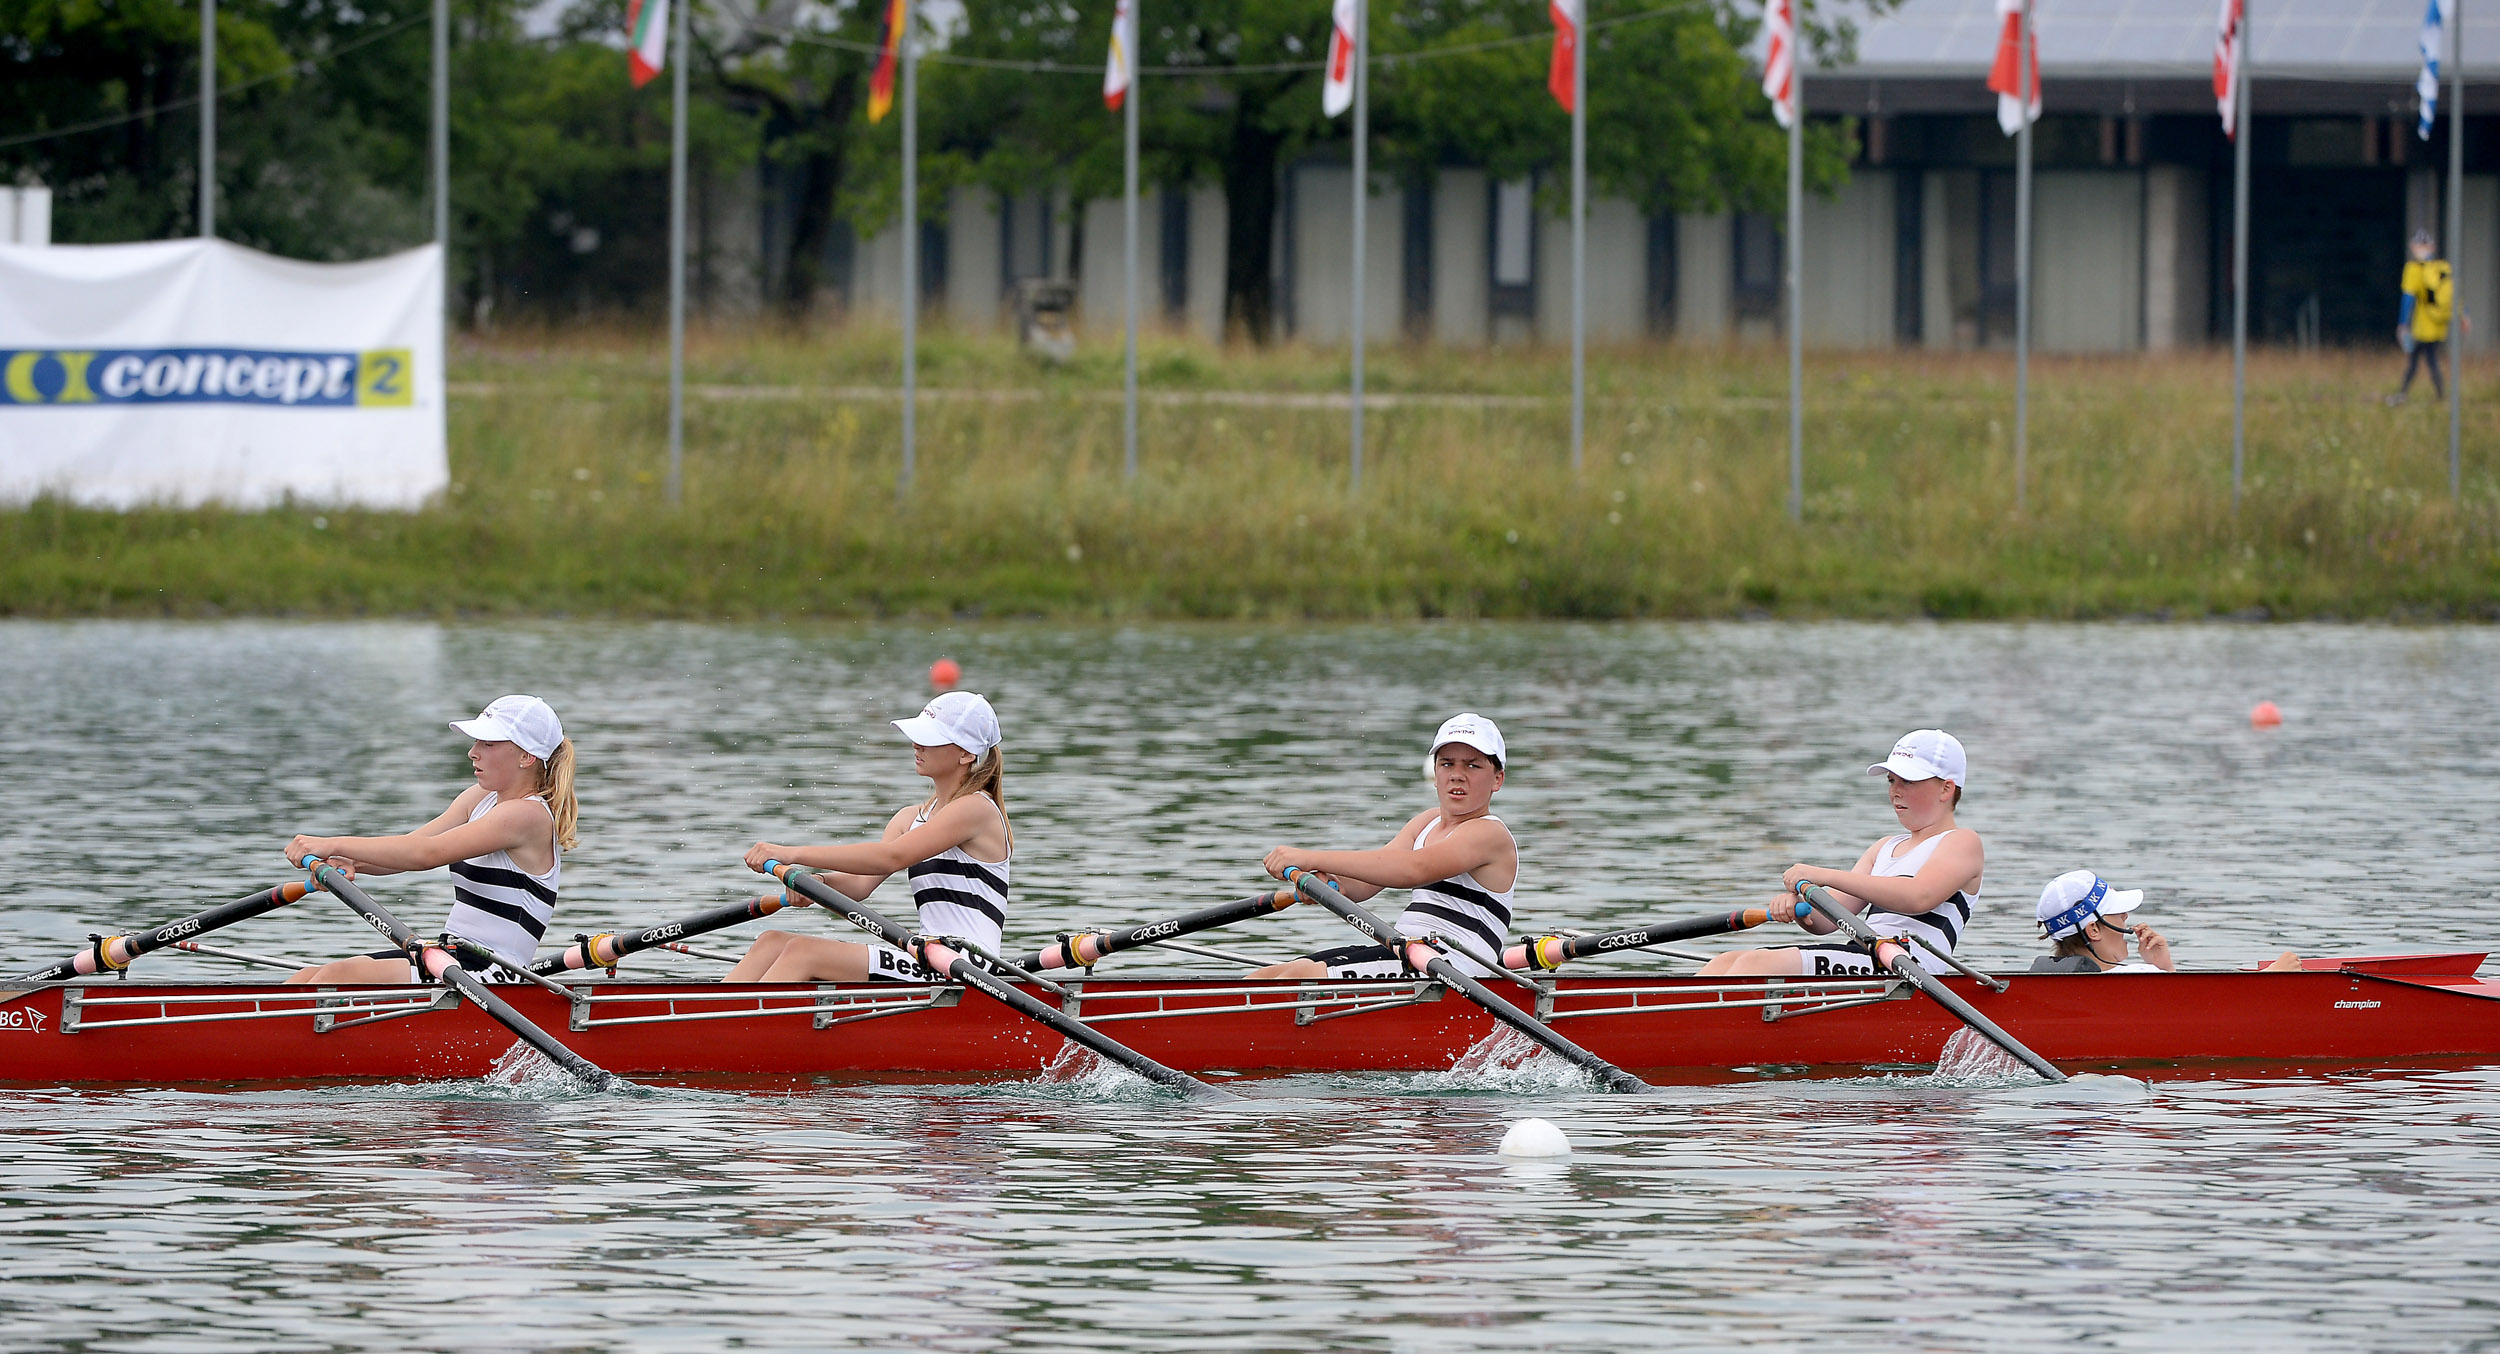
1796;883;2065;1083
1285;870;1651;1095
1505;907;1771;971
8;882;313;984
1018;890;1296;972
306;861;620;1090
766;863;1234;1102
529;892;802;975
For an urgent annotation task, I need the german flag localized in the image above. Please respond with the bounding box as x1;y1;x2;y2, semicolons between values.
868;0;908;123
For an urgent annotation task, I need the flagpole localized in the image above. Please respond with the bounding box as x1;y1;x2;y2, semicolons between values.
1785;59;1802;523
899;0;918;496
200;0;215;237
2231;0;2250;513
1349;0;1366;493
665;0;688;506
1122;2;1140;483
2449;0;2465;499
1569;0;1585;477
2013;0;2032;515
431;0;448;252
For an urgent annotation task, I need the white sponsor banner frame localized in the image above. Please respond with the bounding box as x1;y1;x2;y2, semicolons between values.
0;239;446;510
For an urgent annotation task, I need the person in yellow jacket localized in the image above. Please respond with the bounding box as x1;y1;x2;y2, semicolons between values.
2392;228;2468;404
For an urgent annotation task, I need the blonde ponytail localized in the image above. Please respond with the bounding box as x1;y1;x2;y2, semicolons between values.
532;738;580;851
947;746;1009;847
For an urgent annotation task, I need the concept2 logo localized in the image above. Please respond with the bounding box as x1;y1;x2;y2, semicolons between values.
0;348;415;407
0;1007;50;1033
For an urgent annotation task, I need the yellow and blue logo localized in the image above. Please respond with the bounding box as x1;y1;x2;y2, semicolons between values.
0;348;415;407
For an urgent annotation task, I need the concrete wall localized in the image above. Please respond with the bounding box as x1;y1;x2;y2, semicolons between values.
1432;169;1490;345
2143;165;2207;350
1674;211;1732;341
947;185;1003;328
1289;164;1404;344
2035;171;2145;352
1077;195;1139;336
1185;186;1228;343
1920;171;1954;348
1533;197;1647;342
1801;172;1895;348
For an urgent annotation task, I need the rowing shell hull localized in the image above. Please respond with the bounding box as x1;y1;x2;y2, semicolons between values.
0;955;2492;1085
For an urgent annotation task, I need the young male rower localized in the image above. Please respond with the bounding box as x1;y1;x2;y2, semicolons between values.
1700;729;1981;978
2032;869;2301;973
1247;713;1517;980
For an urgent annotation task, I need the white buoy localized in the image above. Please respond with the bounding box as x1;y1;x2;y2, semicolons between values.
1499;1117;1571;1157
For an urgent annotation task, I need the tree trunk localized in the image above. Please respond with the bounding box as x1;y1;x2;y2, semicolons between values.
1223;113;1287;344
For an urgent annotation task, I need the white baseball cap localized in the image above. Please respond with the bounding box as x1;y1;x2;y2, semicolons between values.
1869;728;1967;788
450;694;565;761
1430;712;1506;767
893;690;1001;756
2035;870;2145;939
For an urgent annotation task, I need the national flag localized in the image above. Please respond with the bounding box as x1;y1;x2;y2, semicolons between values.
2212;0;2242;138
626;0;669;88
1547;0;1581;112
2419;0;2446;140
868;0;908;124
1322;0;1356;118
1986;0;2041;137
1760;0;1796;129
1105;0;1136;110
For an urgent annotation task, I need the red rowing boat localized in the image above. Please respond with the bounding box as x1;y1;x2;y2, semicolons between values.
1;952;2492;1085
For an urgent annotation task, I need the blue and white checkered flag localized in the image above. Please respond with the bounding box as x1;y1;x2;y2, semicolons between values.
2419;0;2445;140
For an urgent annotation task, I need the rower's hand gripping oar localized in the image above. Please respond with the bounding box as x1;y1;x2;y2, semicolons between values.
1504;907;1772;972
299;857;623;1091
1016;890;1298;972
1793;882;2065;1083
530;890;809;975
758;861;1238;1103
1282;868;1652;1095
8;882;314;984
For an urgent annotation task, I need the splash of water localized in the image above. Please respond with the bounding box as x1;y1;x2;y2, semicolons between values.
1402;1026;1597;1095
1931;1027;2030;1082
993;1040;1180;1103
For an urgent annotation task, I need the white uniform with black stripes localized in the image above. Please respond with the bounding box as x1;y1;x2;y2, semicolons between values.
1314;815;1517;980
442;792;559;960
1796;829;1977;977
865;797;1012;982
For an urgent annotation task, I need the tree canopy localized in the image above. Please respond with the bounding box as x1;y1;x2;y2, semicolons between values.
0;0;1876;332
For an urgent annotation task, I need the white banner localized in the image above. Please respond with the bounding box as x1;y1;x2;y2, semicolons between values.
0;239;446;510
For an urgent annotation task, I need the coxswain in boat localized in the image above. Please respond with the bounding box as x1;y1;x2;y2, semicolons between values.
725;691;1011;983
281;695;577;984
1701;728;1981;978
2032;869;2301;972
1247;713;1518;979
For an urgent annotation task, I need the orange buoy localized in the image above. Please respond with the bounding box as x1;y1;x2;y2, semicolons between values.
929;658;962;692
2250;700;2283;728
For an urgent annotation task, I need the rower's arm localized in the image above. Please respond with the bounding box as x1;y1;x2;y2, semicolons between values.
1268;814;1509;898
1792;834;1982;914
286;794;541;875
748;805;926;901
1261;814;1440;902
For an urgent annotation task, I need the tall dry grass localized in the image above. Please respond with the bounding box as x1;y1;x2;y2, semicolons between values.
4;325;2495;618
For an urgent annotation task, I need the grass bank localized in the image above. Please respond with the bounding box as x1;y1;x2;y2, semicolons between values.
6;328;2498;619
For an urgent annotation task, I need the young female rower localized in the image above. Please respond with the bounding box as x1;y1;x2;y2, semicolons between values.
1699;729;1981;978
282;695;577;984
1247;713;1517;980
724;690;1010;983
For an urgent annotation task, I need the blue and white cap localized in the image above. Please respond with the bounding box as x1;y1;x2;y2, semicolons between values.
2035;870;2145;939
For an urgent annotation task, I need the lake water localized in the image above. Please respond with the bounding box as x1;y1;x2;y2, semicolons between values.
2;620;2497;1350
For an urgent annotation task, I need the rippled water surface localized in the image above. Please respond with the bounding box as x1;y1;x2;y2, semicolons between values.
3;619;2498;1351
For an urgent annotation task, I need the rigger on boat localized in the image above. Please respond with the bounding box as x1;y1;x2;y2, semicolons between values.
2;708;2496;1089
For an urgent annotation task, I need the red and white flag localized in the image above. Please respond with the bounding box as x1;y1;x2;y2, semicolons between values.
1547;0;1581;111
1986;0;2041;136
867;0;907;123
1760;0;1796;128
626;0;669;88
2213;0;2244;138
1322;0;1356;117
1104;0;1135;110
